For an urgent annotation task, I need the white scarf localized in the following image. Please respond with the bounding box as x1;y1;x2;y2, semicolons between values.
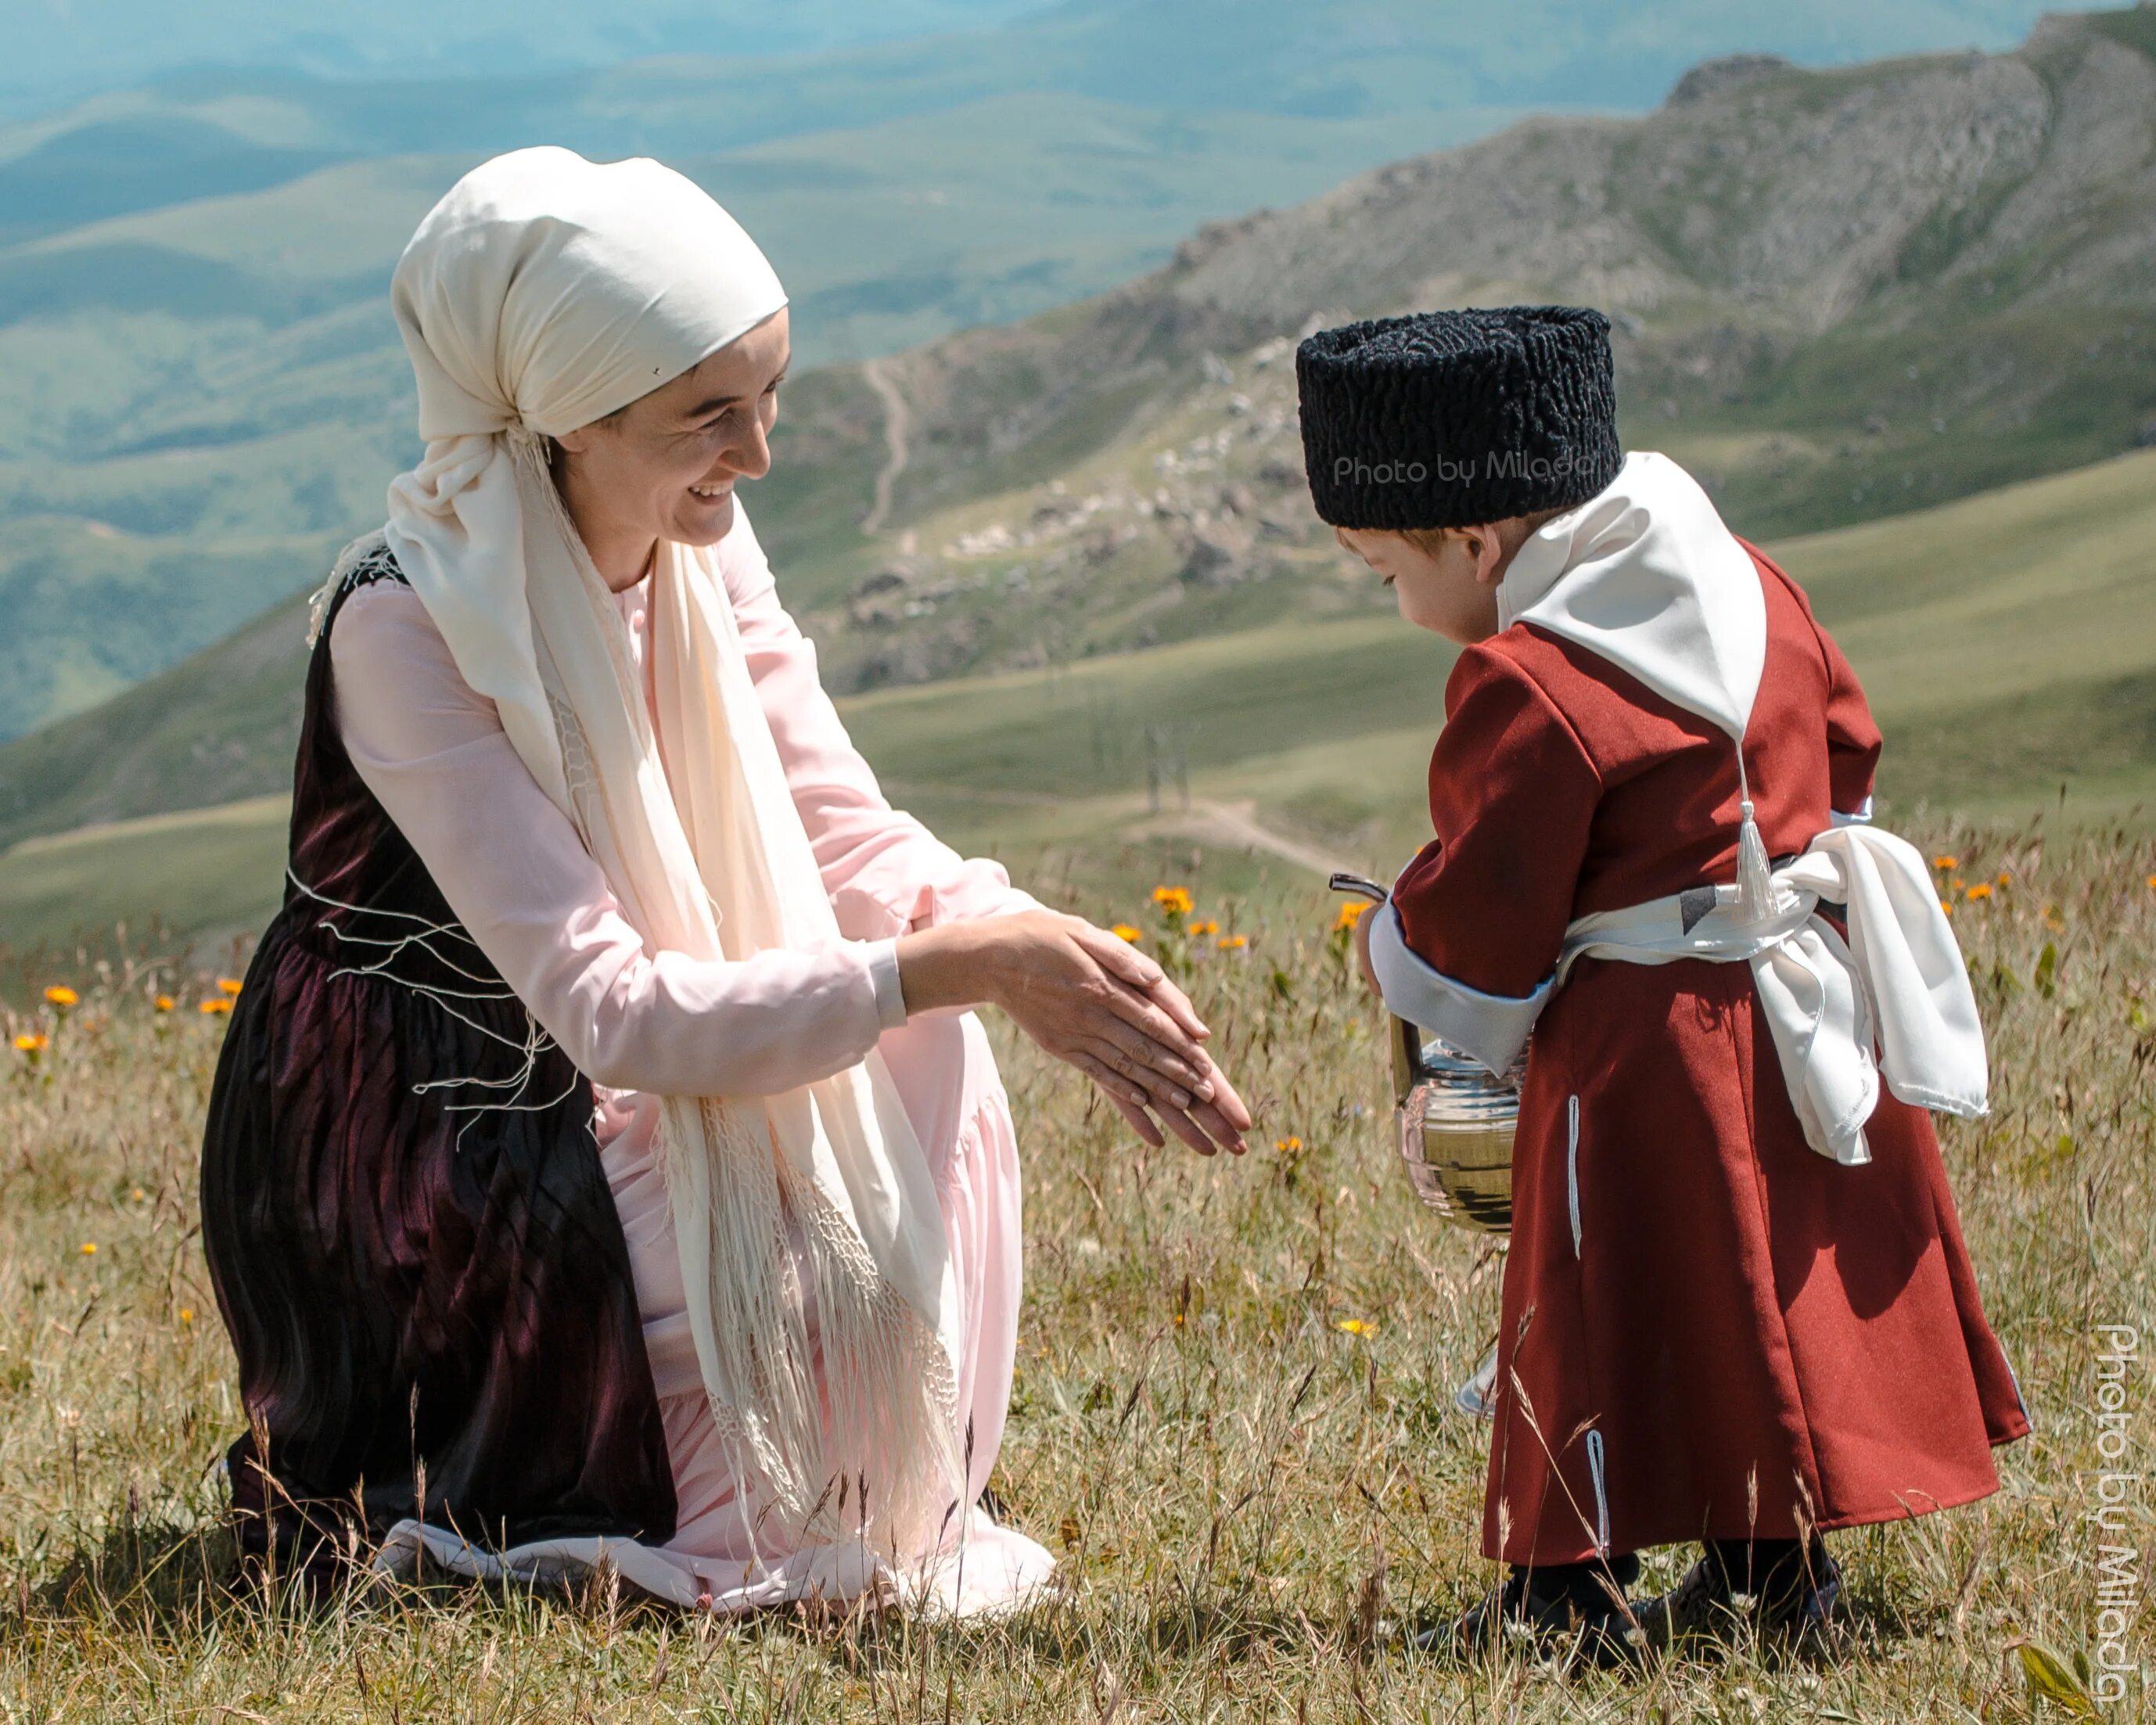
1500;451;1780;921
1501;452;1989;1162
366;147;962;1552
1556;835;1989;1165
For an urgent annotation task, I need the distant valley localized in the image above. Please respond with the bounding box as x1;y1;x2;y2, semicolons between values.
0;0;2079;741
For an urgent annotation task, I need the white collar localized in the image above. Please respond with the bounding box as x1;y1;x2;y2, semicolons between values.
1497;451;1766;749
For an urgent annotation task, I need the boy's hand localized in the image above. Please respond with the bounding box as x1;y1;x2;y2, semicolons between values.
1353;904;1382;1000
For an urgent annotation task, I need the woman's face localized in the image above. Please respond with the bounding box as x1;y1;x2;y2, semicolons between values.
552;306;790;568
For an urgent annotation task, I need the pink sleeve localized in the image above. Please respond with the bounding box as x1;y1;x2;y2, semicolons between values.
720;509;1044;938
329;581;905;1099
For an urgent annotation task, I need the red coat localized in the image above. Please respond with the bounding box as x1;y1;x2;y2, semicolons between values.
1390;544;2029;1565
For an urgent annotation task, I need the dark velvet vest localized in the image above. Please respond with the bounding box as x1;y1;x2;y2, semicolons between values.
199;542;676;1583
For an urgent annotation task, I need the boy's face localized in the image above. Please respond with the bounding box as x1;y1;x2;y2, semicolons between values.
1333;524;1506;645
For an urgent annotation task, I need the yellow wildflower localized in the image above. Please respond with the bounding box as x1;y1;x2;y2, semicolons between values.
1939;899;1953;916
1336;1319;1374;1338
1995;871;2011;887
1333;900;1371;933
1111;923;1142;943
216;977;243;997
1189;919;1219;936
44;985;77;1008
1275;1136;1303;1153
1965;882;1993;901
199;998;234;1016
1932;854;1958;871
79;1243;95;1256
1216;933;1248;950
1152;886;1194;915
13;1033;49;1054
178;1308;195;1324
153;995;176;1012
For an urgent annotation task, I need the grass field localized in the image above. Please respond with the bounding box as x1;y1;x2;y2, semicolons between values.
0;818;2148;1719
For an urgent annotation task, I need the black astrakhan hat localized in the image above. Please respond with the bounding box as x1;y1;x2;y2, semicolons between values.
1295;305;1622;530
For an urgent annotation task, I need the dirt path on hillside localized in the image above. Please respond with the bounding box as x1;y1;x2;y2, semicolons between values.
861;355;910;537
1132;797;1360;879
883;780;1362;879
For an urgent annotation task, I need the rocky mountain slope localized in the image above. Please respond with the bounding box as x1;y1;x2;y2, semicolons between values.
3;7;2153;855
757;7;2156;694
0;0;2077;741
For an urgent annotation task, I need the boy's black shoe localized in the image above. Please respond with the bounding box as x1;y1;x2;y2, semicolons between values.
1637;1536;1841;1654
1425;1557;1644;1669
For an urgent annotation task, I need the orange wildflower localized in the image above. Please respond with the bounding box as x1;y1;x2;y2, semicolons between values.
1111;923;1142;943
1216;933;1248;950
1152;886;1195;916
216;977;243;997
199;998;234;1016
1333;900;1371;932
13;1033;49;1055
1932;855;1958;871
78;1243;95;1256
153;995;176;1012
43;985;77;1008
1939;899;1953;916
1275;1136;1303;1153
1188;918;1219;937
1965;882;1993;901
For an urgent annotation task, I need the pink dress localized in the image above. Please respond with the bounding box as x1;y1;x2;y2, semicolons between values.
328;526;1055;1612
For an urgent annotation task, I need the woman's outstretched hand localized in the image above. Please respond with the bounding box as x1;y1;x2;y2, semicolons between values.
895;911;1250;1155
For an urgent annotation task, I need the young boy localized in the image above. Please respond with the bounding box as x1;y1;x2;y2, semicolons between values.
1295;307;2028;1661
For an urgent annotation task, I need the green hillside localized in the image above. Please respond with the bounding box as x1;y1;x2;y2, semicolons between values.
5;446;2151;955
7;9;2152;745
0;95;1525;742
537;5;2156;713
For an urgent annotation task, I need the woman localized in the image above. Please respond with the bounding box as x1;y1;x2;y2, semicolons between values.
200;146;1249;1615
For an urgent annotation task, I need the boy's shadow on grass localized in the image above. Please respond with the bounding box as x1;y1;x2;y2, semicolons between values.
829;1595;1311;1673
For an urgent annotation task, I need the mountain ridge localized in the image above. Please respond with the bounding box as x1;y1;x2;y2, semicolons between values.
2;8;2153;854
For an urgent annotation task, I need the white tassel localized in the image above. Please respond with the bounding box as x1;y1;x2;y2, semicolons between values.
1734;749;1777;924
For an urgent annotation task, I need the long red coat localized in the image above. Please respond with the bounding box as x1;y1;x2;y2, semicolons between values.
1390;543;2028;1565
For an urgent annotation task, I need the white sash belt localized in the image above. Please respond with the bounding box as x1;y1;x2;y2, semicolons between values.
1555;824;1989;1165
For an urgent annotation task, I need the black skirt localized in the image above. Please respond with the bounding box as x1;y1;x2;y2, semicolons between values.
199;543;675;1585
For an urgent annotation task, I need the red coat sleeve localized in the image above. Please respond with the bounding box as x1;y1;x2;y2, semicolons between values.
1816;620;1881;818
1389;643;1603;999
1745;544;1881;818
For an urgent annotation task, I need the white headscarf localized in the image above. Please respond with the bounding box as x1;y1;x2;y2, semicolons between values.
372;146;963;1553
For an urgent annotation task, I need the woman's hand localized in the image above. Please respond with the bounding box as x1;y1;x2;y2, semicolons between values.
896;911;1251;1155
